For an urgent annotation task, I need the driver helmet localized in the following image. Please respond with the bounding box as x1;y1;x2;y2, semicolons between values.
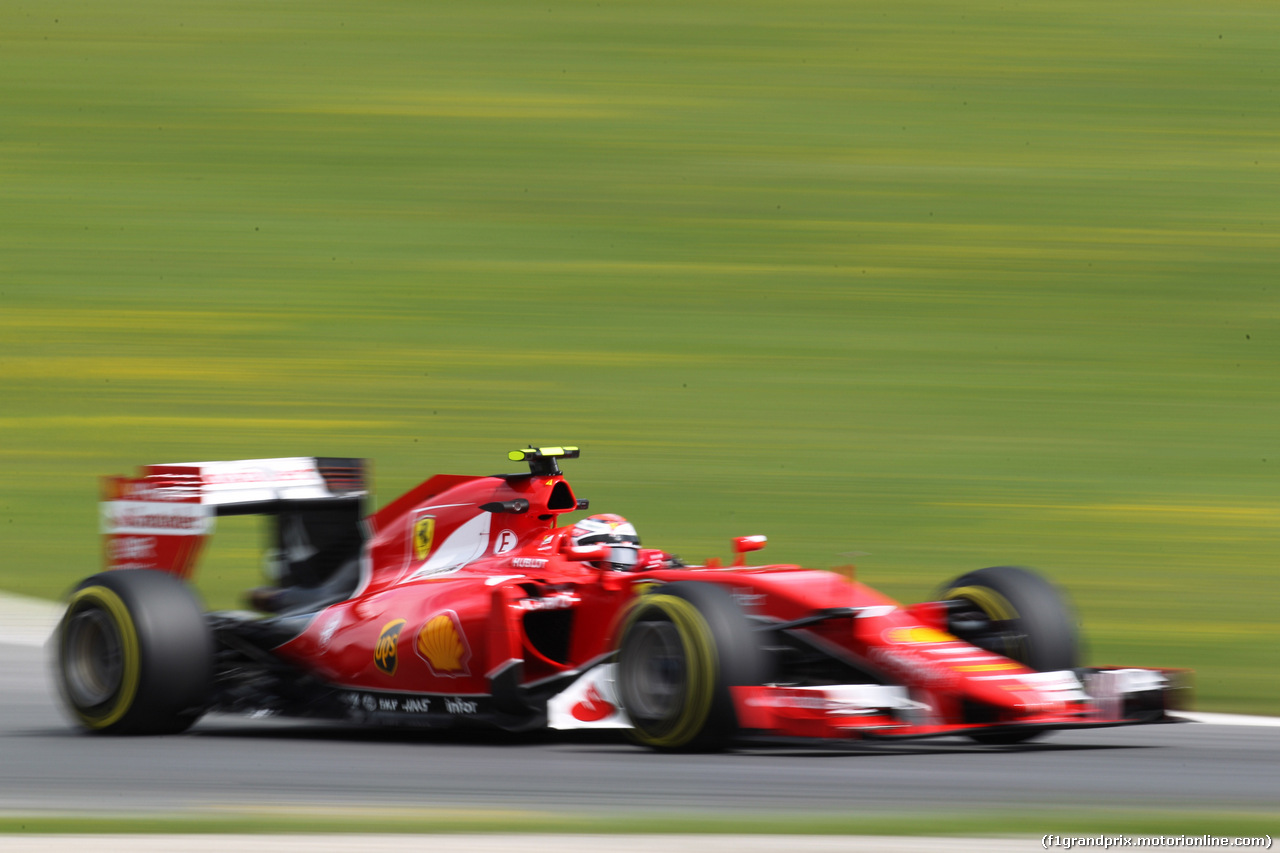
570;513;641;571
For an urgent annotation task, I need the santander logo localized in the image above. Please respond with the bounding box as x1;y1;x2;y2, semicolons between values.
571;684;616;722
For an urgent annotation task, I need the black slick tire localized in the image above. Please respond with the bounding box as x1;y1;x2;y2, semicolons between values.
56;569;214;734
939;565;1080;745
616;581;765;751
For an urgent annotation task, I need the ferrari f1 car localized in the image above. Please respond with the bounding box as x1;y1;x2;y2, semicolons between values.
57;447;1188;749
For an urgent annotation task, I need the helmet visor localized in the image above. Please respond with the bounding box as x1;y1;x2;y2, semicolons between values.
607;545;639;571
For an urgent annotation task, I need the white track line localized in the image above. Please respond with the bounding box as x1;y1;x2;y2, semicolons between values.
1;592;1276;728
0;835;1046;853
1171;711;1280;728
0;591;62;648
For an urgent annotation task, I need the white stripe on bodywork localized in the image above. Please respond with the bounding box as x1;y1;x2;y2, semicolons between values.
407;513;492;580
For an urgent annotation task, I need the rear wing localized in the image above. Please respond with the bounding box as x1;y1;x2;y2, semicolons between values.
101;457;368;580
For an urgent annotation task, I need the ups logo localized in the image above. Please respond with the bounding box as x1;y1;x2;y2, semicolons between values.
374;619;407;675
412;516;435;561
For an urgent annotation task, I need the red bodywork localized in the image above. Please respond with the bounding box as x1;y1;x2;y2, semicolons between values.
100;452;1186;741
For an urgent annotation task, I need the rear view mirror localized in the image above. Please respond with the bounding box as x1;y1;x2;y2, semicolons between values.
732;535;767;567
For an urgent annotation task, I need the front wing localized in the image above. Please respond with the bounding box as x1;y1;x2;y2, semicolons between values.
547;665;1190;741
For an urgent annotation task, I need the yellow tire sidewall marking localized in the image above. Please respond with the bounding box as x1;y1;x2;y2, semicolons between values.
65;585;142;730
945;584;1027;664
622;594;718;749
946;584;1018;622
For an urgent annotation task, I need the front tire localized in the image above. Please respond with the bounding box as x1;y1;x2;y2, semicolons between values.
938;566;1080;745
940;565;1079;672
616;582;765;751
57;570;213;734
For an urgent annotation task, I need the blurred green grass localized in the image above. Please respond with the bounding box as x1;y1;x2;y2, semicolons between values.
1;1;1277;712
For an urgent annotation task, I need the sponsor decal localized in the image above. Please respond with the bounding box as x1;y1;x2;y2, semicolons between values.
412;516;436;561
493;529;518;554
115;481;193;502
731;588;766;612
571;683;616;722
537;534;556;552
415;611;472;677
101;501;213;536
517;590;579;611
374;619;407;675
511;557;548;570
742;691;831;710
343;692;435;714
109;536;156;564
546;664;629;730
444;697;479;715
868;646;958;688
201;466;318;485
740;684;914;715
405;512;491;581
884;626;957;645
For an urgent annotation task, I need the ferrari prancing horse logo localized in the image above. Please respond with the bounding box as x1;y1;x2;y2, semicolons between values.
412;516;435;561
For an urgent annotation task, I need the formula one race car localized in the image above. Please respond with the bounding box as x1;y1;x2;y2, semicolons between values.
57;447;1188;749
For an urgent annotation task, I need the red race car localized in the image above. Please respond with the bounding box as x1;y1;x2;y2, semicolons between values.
58;446;1188;749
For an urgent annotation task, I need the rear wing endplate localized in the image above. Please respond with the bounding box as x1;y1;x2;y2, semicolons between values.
101;457;367;579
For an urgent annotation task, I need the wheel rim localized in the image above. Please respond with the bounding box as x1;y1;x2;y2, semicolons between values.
62;606;125;709
620;619;687;726
618;595;719;748
946;585;1028;664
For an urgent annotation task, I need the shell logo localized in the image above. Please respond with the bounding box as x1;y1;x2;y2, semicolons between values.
415;610;472;677
884;626;957;645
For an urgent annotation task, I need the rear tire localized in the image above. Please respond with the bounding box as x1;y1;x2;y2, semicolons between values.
938;566;1080;745
616;582;765;751
57;570;213;734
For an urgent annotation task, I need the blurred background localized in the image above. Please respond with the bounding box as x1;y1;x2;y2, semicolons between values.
2;0;1276;712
